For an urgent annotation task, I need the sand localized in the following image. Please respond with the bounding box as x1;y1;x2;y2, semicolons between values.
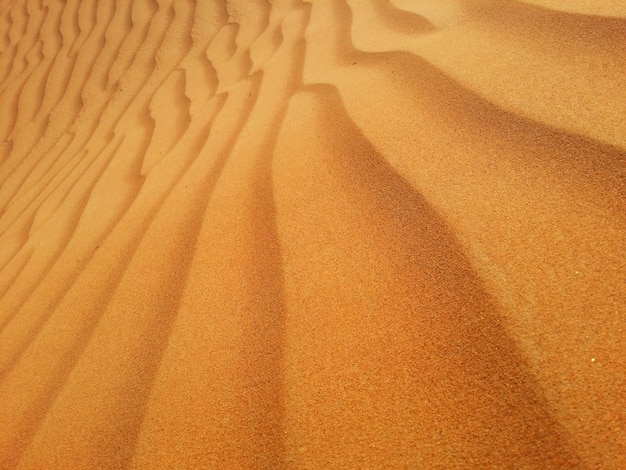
0;0;624;468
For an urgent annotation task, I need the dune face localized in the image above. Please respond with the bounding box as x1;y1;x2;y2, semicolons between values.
0;0;624;468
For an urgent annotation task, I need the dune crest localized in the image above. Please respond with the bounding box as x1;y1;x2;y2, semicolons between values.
0;0;624;468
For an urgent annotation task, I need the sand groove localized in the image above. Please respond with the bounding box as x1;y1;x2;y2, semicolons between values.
0;0;624;468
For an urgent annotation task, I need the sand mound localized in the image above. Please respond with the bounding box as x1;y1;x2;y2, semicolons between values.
0;0;624;468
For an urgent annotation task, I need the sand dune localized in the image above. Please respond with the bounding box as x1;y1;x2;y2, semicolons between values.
0;0;624;468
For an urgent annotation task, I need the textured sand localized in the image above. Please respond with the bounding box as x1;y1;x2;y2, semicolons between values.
0;0;624;468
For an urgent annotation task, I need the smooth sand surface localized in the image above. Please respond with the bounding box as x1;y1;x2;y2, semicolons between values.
0;0;624;468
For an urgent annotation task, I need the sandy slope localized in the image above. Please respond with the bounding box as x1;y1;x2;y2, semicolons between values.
0;0;624;468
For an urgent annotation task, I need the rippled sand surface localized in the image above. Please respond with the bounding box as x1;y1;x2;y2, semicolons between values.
0;1;624;468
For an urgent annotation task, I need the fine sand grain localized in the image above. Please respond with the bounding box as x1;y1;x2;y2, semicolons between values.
0;0;624;468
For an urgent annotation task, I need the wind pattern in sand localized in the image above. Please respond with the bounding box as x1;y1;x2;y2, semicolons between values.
0;0;624;468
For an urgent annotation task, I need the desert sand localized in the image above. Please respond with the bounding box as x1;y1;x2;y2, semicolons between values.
0;0;624;468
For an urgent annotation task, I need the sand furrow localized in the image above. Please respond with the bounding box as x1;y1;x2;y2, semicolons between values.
0;93;225;388
0;1;28;89
0;0;192;226
0;250;32;318
191;48;218;105
206;21;257;93
421;2;626;149
13;74;261;469
365;0;436;34
31;41;78;139
0;0;18;19
0;2;48;142
153;0;194;75
58;0;80;58
142;69;191;174
129;5;311;466
519;0;626;17
0;44;38;144
0;139;95;244
0;0;120;210
16;2;64;133
0;14;12;79
301;2;625;465
226;0;271;52
249;20;284;73
0;140;125;367
104;0;157;93
0;132;115;270
348;1;626;150
66;0;98;59
273;83;579;468
15;0;134;161
0;0;623;468
0;20;229;434
189;0;229;51
0;132;77;243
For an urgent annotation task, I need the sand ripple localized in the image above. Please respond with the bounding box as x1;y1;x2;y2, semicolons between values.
0;0;624;468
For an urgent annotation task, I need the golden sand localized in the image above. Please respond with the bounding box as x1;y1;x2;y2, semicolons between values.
0;0;624;468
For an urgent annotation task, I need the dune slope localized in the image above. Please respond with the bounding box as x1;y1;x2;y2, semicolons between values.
0;0;624;468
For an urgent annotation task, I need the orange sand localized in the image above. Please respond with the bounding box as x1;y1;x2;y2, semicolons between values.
0;0;624;468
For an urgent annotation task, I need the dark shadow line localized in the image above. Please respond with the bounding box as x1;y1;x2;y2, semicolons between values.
116;75;264;469
1;93;228;470
296;80;582;466
332;0;626;203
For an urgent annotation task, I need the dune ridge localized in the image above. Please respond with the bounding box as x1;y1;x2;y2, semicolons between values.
0;0;624;468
